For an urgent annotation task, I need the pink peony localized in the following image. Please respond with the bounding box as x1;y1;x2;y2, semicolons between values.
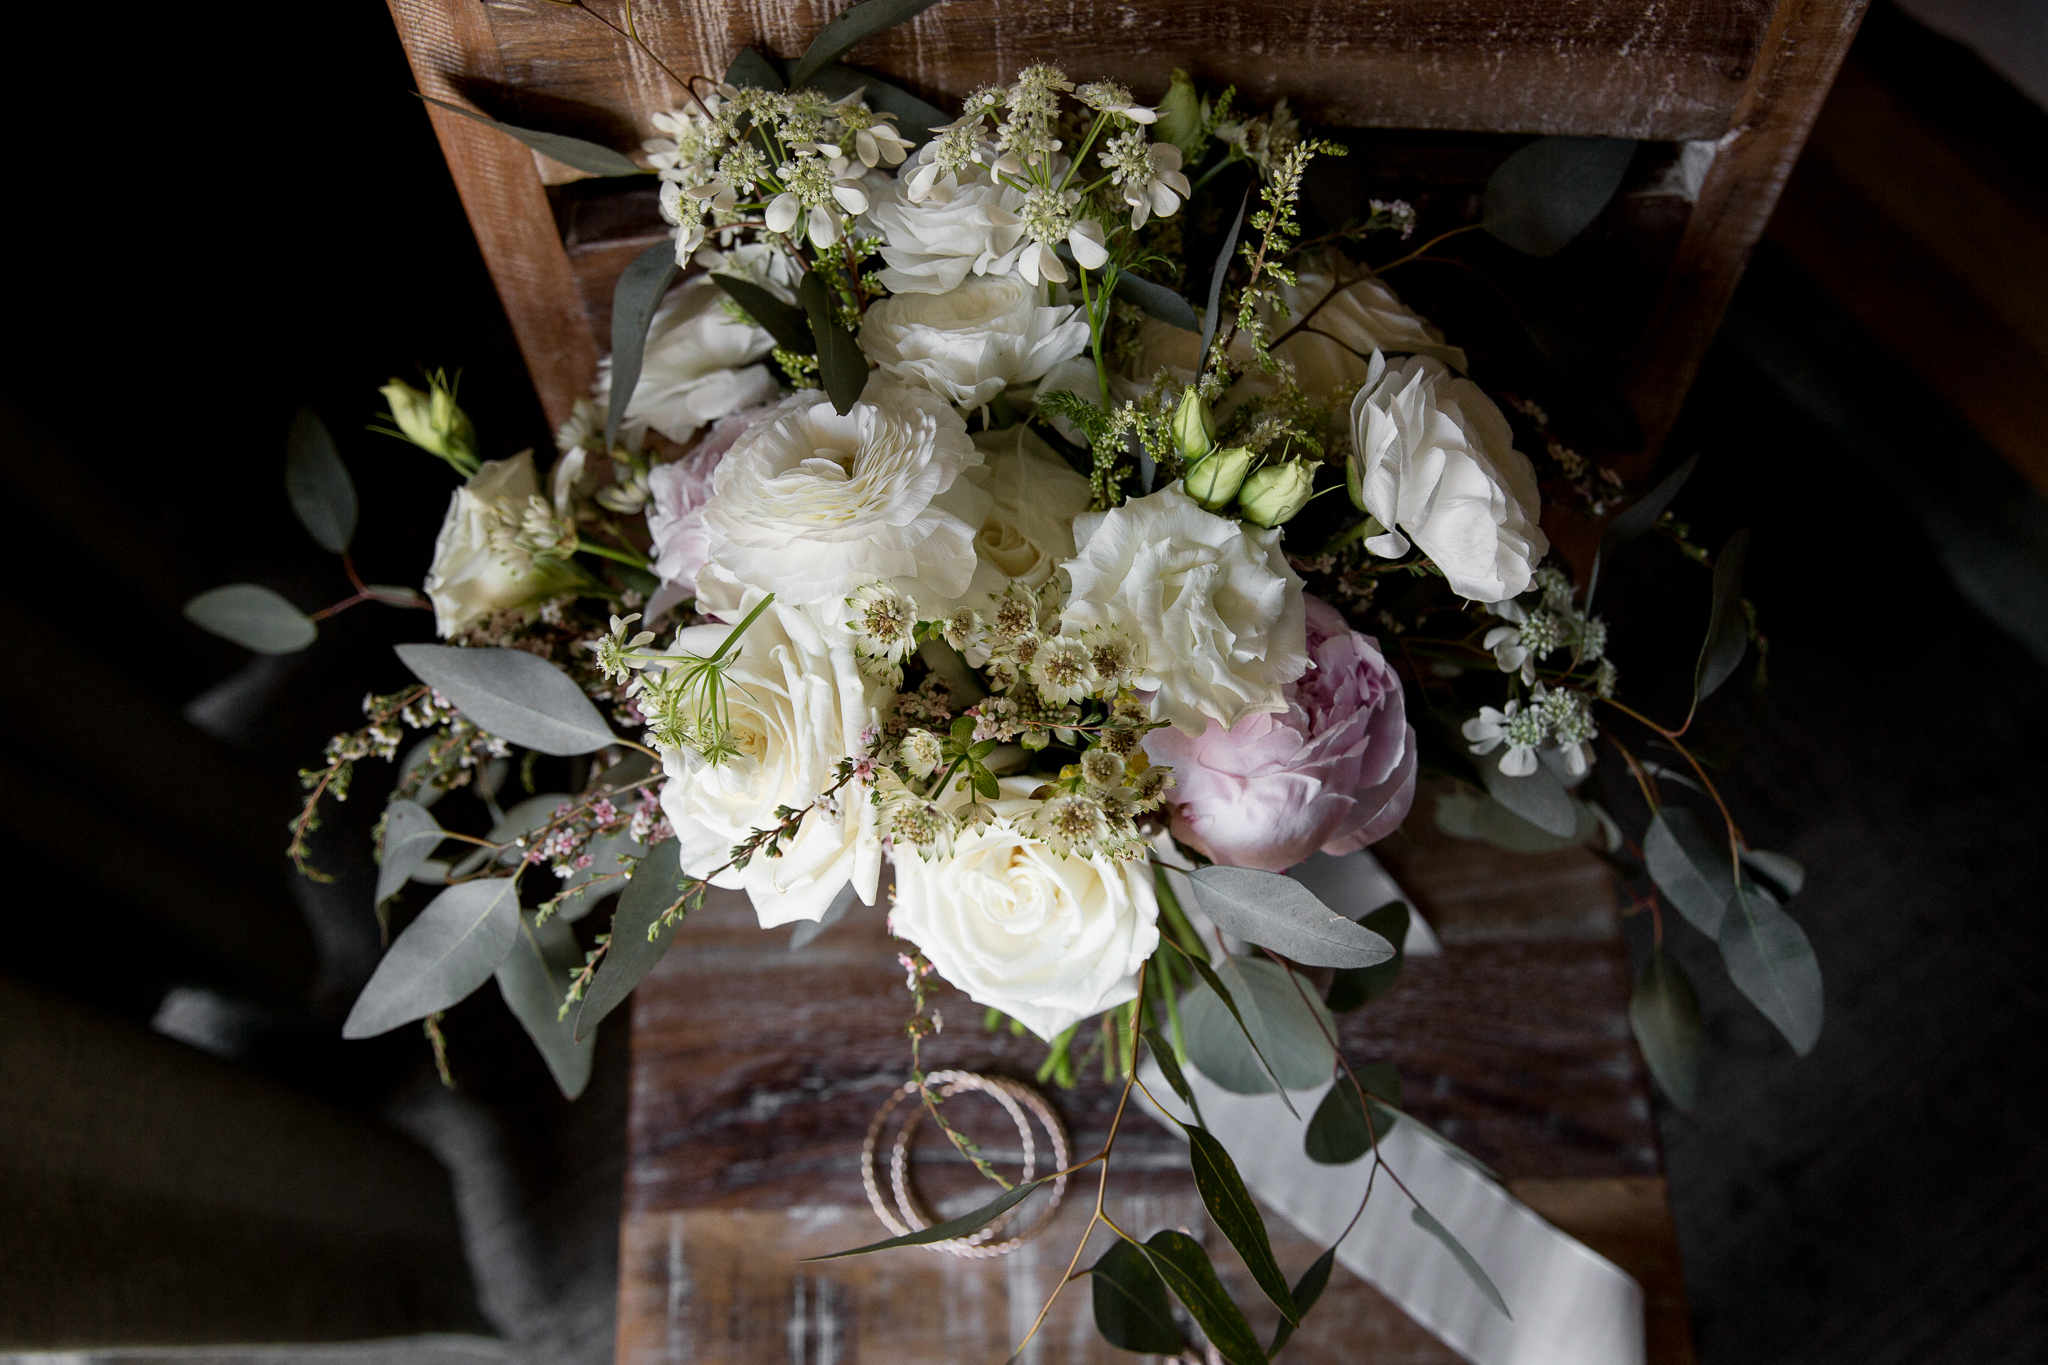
1145;595;1417;871
644;406;772;612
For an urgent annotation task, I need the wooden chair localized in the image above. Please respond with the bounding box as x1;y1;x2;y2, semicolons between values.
386;0;1869;455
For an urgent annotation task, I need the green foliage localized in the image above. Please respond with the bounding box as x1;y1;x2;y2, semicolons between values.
496;912;597;1099
395;644;618;756
1719;879;1824;1056
1090;1239;1183;1354
1187;1126;1299;1322
1411;1204;1511;1318
1629;948;1702;1110
343;877;523;1038
374;799;445;905
1324;903;1409;1011
787;0;945;88
712;274;815;354
1185;866;1395;969
574;838;693;1038
607;240;682;453
1133;1230;1269;1365
418;95;645;178
802;268;870;414
284;407;356;553
1695;529;1752;705
183;583;316;654
1482;135;1636;257
807;1176;1048;1259
1178;954;1335;1096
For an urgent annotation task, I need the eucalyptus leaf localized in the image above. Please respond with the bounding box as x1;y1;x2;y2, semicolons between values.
484;793;577;865
1181;956;1337;1095
1585;453;1698;609
1304;1063;1400;1165
1411;1204;1511;1317
1694;528;1751;704
376;800;445;905
1198;193;1249;367
184;584;317;654
1114;269;1200;330
1435;790;1596;853
1187;1126;1297;1322
1187;866;1395;969
724;46;784;91
1741;848;1806;897
606;240;683;453
1325;903;1408;1012
1483;135;1636;257
496;913;596;1099
556;827;646;922
1479;747;1576;837
343;877;523;1038
1629;947;1701;1110
1644;806;1734;937
801;269;870;414
1090;1237;1184;1355
789;0;944;89
1142;1024;1204;1128
575;839;687;1038
1719;879;1824;1055
1165;946;1297;1114
712;273;814;353
1269;1247;1338;1356
419;95;643;177
808;1176;1046;1259
1134;1230;1268;1365
284;407;356;553
394;644;616;755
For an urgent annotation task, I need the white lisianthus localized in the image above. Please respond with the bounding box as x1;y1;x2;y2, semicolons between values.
1350;352;1549;602
423;452;573;637
698;385;991;609
890;782;1159;1040
1274;259;1467;399
657;596;887;927
1059;482;1308;734
963;424;1092;587
595;275;780;445
857;277;1091;410
867;149;1029;294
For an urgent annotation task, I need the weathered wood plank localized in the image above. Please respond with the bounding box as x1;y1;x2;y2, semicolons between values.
387;0;600;429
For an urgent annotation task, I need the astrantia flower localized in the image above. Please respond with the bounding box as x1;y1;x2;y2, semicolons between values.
698;385;992;610
900;728;945;779
846;581;918;665
1059;482;1308;734
1350;351;1548;602
857;277;1090;410
1028;635;1098;705
889;783;1159;1040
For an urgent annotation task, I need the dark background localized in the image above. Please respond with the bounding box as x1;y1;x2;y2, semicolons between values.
2;2;2044;1361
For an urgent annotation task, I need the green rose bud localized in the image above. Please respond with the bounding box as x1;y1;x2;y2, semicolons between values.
1171;388;1215;464
1184;445;1253;511
1237;460;1318;527
381;376;479;474
1156;69;1206;159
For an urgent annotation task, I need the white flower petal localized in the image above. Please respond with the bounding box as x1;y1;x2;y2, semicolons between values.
765;192;800;234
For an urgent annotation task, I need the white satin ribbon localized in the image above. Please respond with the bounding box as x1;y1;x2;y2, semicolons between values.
1142;850;1643;1365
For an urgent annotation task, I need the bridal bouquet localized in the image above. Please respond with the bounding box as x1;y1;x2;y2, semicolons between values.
186;2;1822;1357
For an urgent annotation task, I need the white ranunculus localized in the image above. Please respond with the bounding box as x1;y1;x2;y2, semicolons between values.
423;452;571;638
1060;482;1308;734
963;424;1092;588
1350;351;1548;602
867;149;1029;294
657;595;887;928
1273;259;1467;400
857;277;1090;410
699;385;991;611
890;782;1159;1040
595;274;780;444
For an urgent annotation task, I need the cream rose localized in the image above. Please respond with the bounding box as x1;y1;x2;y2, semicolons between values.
657;595;887;927
1350;352;1548;602
699;385;991;611
423;453;572;638
596;274;780;444
857;277;1091;410
890;783;1159;1040
867;150;1029;294
962;424;1093;588
1059;482;1308;734
1272;259;1467;399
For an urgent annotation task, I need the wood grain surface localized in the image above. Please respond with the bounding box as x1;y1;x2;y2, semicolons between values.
615;792;1693;1363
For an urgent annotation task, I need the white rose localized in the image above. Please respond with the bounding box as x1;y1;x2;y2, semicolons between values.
1350;351;1548;602
867;150;1028;295
699;385;991;611
858;277;1090;410
1060;482;1308;734
890;784;1159;1040
423;453;571;638
1273;258;1467;400
596;274;780;444
963;424;1092;587
657;596;887;927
